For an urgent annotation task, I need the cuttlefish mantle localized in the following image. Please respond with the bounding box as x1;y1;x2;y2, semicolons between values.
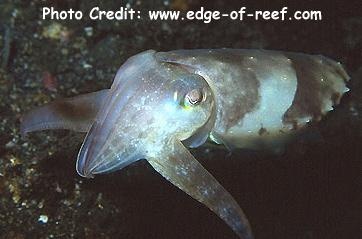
21;49;350;239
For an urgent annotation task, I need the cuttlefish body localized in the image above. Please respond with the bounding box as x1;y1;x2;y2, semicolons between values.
21;49;350;239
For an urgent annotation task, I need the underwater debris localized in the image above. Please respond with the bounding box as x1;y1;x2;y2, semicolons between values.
42;23;72;42
42;71;58;92
38;214;48;224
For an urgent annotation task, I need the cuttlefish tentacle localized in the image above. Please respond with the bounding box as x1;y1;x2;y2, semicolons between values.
147;139;253;239
20;89;108;137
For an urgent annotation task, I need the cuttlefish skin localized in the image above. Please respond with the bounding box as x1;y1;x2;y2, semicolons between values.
21;49;349;239
157;49;350;150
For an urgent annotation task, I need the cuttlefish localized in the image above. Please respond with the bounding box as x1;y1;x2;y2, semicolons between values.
21;49;350;239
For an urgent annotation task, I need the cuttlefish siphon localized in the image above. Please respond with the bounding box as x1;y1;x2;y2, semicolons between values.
21;49;350;239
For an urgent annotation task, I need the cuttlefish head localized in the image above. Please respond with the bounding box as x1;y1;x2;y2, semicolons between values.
21;50;252;239
76;50;216;178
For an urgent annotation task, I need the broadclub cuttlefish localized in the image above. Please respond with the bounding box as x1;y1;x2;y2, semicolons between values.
21;49;350;239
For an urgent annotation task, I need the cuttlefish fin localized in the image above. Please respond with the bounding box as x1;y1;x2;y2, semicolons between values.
21;89;109;137
147;140;253;239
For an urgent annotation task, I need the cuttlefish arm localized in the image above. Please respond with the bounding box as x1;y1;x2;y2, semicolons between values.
20;89;108;137
147;140;253;239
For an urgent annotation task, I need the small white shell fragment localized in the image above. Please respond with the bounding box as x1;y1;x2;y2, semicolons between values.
38;214;48;223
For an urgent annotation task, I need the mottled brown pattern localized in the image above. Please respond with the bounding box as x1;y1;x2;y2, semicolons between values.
282;53;349;127
208;51;261;131
283;54;323;124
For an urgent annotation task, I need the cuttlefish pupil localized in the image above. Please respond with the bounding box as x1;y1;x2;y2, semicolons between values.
185;88;203;105
21;49;350;239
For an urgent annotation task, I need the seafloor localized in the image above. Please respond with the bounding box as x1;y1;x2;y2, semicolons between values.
0;1;361;239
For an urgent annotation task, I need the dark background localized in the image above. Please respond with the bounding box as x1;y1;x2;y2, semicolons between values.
0;0;361;238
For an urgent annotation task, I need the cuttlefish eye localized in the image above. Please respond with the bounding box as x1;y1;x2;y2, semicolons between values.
183;88;204;107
